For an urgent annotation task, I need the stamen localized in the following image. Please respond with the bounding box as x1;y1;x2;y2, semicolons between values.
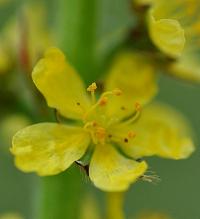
99;97;108;106
84;88;122;121
135;102;142;111
123;102;142;125
87;82;97;92
95;127;106;143
113;88;122;96
140;173;161;185
87;82;97;104
128;131;136;139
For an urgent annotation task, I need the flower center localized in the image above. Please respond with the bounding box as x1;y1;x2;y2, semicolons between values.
78;82;141;145
84;121;107;145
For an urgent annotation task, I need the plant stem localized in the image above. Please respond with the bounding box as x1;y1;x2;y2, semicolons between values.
106;192;126;219
37;166;83;219
55;0;98;83
36;0;98;218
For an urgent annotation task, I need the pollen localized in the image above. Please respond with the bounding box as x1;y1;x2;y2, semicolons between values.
135;102;142;111
128;131;136;139
99;97;108;106
87;82;97;92
113;88;122;96
95;127;106;139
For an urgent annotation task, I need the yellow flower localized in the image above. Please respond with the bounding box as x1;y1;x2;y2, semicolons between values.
0;2;53;73
11;47;150;192
0;114;30;149
0;213;23;219
136;0;200;82
105;51;194;160
11;47;194;191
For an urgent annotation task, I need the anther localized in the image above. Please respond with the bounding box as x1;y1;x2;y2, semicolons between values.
87;82;97;92
128;131;136;139
135;102;141;111
99;97;108;106
113;88;122;96
92;121;98;127
87;82;97;104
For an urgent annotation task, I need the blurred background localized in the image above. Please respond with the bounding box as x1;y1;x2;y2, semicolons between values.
0;0;199;219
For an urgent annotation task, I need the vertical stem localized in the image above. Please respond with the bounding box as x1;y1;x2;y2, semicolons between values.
36;0;98;219
37;166;83;219
106;192;126;219
55;0;98;83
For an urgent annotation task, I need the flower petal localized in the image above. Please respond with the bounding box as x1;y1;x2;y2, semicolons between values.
89;143;147;191
169;53;200;82
11;123;90;176
105;52;157;120
116;103;195;159
32;47;91;120
148;11;185;58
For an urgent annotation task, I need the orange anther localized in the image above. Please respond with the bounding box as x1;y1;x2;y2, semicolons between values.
99;97;108;106
113;88;122;96
92;121;98;127
135;102;141;111
128;131;136;138
87;82;97;92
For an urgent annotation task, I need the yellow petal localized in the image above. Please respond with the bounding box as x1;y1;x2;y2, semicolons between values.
148;10;185;58
169;54;200;82
89;144;147;191
32;47;91;120
117;103;195;159
105;52;157;120
11;123;90;176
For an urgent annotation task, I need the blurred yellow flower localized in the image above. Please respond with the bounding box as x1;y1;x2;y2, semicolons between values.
136;0;200;82
0;2;53;73
0;0;10;6
11;47;194;191
0;115;30;149
0;213;23;219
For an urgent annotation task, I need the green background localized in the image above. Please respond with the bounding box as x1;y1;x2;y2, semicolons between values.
0;0;199;218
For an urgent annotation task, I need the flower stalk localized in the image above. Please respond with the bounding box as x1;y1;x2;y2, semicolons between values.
36;0;97;218
106;192;125;219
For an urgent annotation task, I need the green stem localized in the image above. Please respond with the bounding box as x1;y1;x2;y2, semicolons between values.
55;0;98;83
36;1;98;219
37;166;83;219
106;192;126;219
